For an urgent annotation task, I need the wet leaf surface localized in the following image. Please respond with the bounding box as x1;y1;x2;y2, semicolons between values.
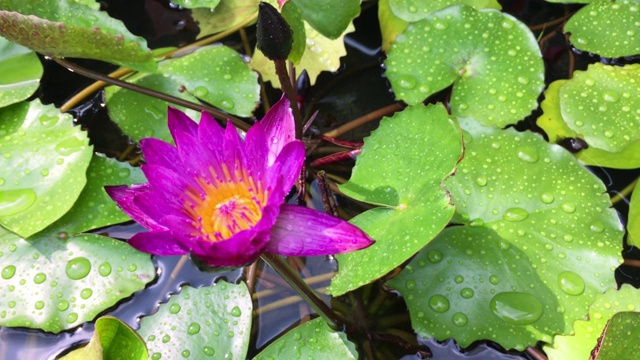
388;0;501;22
0;101;92;238
138;282;252;360
191;0;259;38
0;38;43;108
171;0;221;9
0;229;155;333
388;118;623;350
328;104;462;296
253;317;357;359
385;5;544;127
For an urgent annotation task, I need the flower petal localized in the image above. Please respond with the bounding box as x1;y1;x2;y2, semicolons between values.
244;117;269;180
264;140;305;203
128;230;187;256
222;122;247;182
260;95;296;166
105;184;164;230
141;164;192;204
266;204;374;256
192;228;271;267
198;111;225;159
168;106;198;143
140;138;181;171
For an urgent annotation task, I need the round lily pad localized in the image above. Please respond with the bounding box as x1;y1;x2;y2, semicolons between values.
0;38;43;108
328;104;462;296
385;4;544;127
388;118;623;350
565;0;640;58
388;0;501;22
138;282;252;360
0;100;93;238
0;230;155;333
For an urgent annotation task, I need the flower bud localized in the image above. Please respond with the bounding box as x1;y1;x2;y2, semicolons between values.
256;2;293;61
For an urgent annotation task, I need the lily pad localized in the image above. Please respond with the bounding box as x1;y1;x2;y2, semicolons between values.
592;312;640;360
378;0;409;52
545;285;640;360
37;155;146;237
0;101;93;238
60;316;148;360
138;282;252;360
388;118;623;350
191;0;259;38
290;0;360;39
0;0;155;71
565;0;640;58
171;0;221;9
0;229;155;333
0;38;43;108
388;0;501;22
328;104;462;296
385;5;544;127
253;317;358;359
159;45;259;117
537;63;640;168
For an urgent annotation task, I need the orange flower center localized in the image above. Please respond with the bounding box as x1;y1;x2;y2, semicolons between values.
185;164;268;242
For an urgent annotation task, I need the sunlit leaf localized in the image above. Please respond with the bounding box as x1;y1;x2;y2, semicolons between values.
60;316;148;360
0;101;92;238
253;318;358;359
378;0;408;52
0;0;155;71
591;312;640;360
138;283;252;360
191;0;259;38
0;38;43;107
628;186;640;248
545;285;640;360
388;118;623;350
328;104;462;296
388;0;501;22
0;230;155;333
171;0;220;9
290;0;359;39
385;5;544;127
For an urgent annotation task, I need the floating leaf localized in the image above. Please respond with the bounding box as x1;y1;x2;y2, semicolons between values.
0;101;92;238
592;312;640;360
385;5;544;127
328;104;462;296
537;63;640;168
290;0;359;39
545;285;640;360
171;0;221;9
378;0;408;52
0;0;154;71
0;230;155;333
0;38;43;107
159;45;259;117
388;118;623;350
253;317;358;359
191;0;259;38
138;283;252;360
565;0;640;58
388;0;501;22
60;316;148;360
37;155;146;237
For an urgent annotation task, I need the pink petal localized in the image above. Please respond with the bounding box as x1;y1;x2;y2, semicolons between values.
128;231;188;256
244;117;270;180
264;140;305;203
193;228;271;267
222;122;247;182
140;138;181;170
198;111;225;158
105;184;164;230
168;107;198;145
260;95;296;166
266;204;374;256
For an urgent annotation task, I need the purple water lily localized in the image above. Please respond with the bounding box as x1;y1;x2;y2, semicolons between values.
106;97;373;267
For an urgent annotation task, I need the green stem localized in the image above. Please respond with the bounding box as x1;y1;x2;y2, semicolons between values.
261;253;343;331
274;59;303;139
611;176;638;205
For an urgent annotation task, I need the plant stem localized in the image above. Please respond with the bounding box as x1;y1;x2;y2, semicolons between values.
611;176;638;205
273;59;304;139
261;253;343;331
323;102;405;138
52;57;251;132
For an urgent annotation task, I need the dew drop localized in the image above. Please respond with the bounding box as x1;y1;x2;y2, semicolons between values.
221;99;235;110
65;257;91;280
603;130;614;138
434;20;448;30
128;264;137;272
187;322;201;335
517;76;529;85
181;350;190;358
80;288;93;299
2;265;16;280
118;168;130;178
428;295;450;313
540;192;554;204
193;86;209;97
475;176;487;187
561;202;576;213
454;275;464;284
98;262;112;277
397;76;416;89
35;301;45;310
452;312;468;327
489;292;543;325
584;78;595;86
503;207;529;222
66;312;78;324
558;271;585;296
33;273;46;284
602;90;619;102
41;169;49;177
203;346;215;357
427;250;443;263
517;146;539;163
55;136;85;156
0;189;37;216
170;304;181;314
489;275;499;285
460;287;474;299
152;353;162;360
408;5;418;13
162;335;171;343
57;300;69;311
230;306;242;317
405;280;416;290
590;221;604;233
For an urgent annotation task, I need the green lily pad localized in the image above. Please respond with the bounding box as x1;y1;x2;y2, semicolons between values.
290;0;360;39
565;0;640;58
171;0;220;9
36;155;145;237
253;317;358;359
385;5;544;127
0;229;155;333
378;0;409;52
0;101;93;238
592;312;640;360
105;73;200;143
388;118;623;350
0;38;43;108
60;316;148;360
0;0;154;71
191;0;259;38
281;1;306;64
159;45;259;117
388;0;501;22
138;282;252;360
328;104;462;296
627;186;640;248
537;63;640;168
545;285;640;360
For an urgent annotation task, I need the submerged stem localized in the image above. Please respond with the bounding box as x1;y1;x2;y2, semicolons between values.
261;253;343;331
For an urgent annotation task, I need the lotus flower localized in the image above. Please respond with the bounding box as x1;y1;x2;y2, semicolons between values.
106;97;373;267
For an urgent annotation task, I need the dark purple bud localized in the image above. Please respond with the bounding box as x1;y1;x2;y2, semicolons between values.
558;137;589;153
256;2;293;61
